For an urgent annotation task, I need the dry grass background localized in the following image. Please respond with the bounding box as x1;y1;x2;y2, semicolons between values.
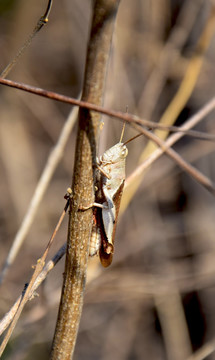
1;0;215;359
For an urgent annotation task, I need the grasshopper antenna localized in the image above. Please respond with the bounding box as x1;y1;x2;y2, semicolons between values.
124;132;143;145
119;106;130;143
119;122;126;143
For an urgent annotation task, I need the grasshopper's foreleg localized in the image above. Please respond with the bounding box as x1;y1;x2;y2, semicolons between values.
79;202;108;210
94;159;111;180
80;186;114;211
96;165;111;179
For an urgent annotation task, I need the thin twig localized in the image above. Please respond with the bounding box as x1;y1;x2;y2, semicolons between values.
0;77;215;142
0;0;53;78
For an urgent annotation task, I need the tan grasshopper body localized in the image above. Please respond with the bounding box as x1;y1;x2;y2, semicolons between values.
89;142;128;267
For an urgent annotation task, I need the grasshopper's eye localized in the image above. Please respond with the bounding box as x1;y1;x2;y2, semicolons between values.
121;147;128;158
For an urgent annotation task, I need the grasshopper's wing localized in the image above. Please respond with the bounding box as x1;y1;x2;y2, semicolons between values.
101;205;116;246
99;181;125;267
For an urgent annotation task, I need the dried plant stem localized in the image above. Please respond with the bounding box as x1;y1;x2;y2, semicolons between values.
50;1;121;359
0;242;66;336
0;198;69;357
154;289;192;360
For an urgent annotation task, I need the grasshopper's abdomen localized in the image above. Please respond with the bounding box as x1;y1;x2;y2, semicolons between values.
89;209;101;256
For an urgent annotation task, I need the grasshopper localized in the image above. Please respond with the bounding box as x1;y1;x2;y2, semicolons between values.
88;126;141;267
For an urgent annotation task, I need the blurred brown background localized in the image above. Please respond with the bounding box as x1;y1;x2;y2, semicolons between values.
1;0;215;359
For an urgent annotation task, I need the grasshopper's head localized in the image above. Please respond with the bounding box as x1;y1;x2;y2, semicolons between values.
102;143;128;164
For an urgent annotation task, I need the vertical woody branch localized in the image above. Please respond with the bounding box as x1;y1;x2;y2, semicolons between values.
50;1;120;359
